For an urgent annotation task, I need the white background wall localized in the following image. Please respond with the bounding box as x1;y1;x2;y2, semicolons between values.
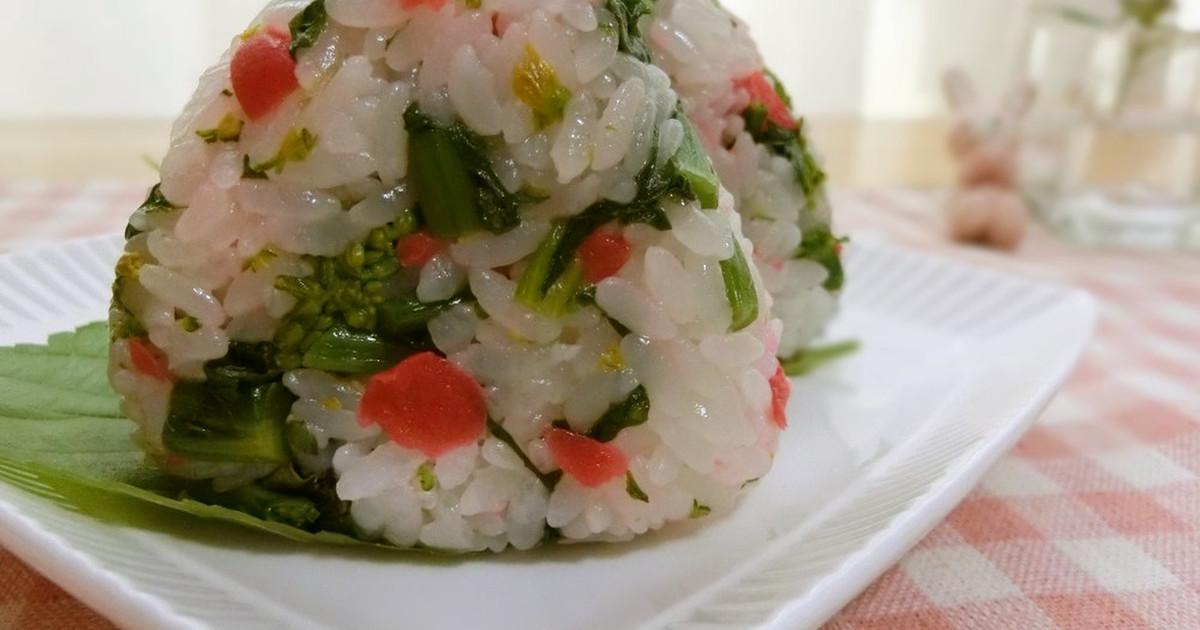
0;1;1036;119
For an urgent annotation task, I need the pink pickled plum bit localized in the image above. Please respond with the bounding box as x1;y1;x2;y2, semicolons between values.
546;428;629;488
359;352;488;459
231;29;300;121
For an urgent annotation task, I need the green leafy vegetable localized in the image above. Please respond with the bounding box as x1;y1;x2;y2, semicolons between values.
588;386;649;443
164;378;294;465
625;472;650;503
607;0;656;62
300;326;413;374
674;115;721;210
187;480;321;529
515;224;587;317
794;226;846;292
689;500;711;519
780;340;860;377
741;75;827;211
719;240;759;332
519;135;700;306
289;0;328;58
376;293;468;339
404;106;485;238
404;104;530;238
138;183;177;215
273;221;415;369
125;184;180;239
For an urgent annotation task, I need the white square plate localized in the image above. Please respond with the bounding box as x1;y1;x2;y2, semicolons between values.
0;236;1094;630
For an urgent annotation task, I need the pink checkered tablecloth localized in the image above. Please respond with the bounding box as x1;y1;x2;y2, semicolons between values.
1;182;1198;629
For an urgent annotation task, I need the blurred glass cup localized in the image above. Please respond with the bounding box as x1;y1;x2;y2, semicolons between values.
1017;0;1200;249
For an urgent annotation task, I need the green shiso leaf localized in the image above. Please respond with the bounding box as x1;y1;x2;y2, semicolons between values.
289;0;328;58
0;324;449;553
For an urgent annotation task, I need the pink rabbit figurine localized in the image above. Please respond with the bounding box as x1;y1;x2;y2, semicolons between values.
942;69;1037;251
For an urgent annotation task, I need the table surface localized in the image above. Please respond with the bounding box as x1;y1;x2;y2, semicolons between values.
1;117;1199;630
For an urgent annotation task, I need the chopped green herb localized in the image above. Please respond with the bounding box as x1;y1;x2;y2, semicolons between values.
289;0;328;58
195;113;245;144
588;386;650;443
794;226;846;292
689;500;711;519
463;0;482;7
780;340;860;377
513;45;572;129
720;240;759;332
625;472;650;503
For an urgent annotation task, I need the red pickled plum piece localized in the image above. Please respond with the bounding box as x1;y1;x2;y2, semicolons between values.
128;339;172;383
546;428;629;488
231;29;300;121
769;364;791;429
579;226;632;284
736;71;797;132
360;352;488;459
395;232;447;269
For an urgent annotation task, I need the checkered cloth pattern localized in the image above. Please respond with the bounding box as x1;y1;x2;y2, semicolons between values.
0;183;1197;629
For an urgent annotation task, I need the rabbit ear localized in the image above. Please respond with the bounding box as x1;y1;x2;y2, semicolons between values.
1000;79;1037;124
943;68;979;117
